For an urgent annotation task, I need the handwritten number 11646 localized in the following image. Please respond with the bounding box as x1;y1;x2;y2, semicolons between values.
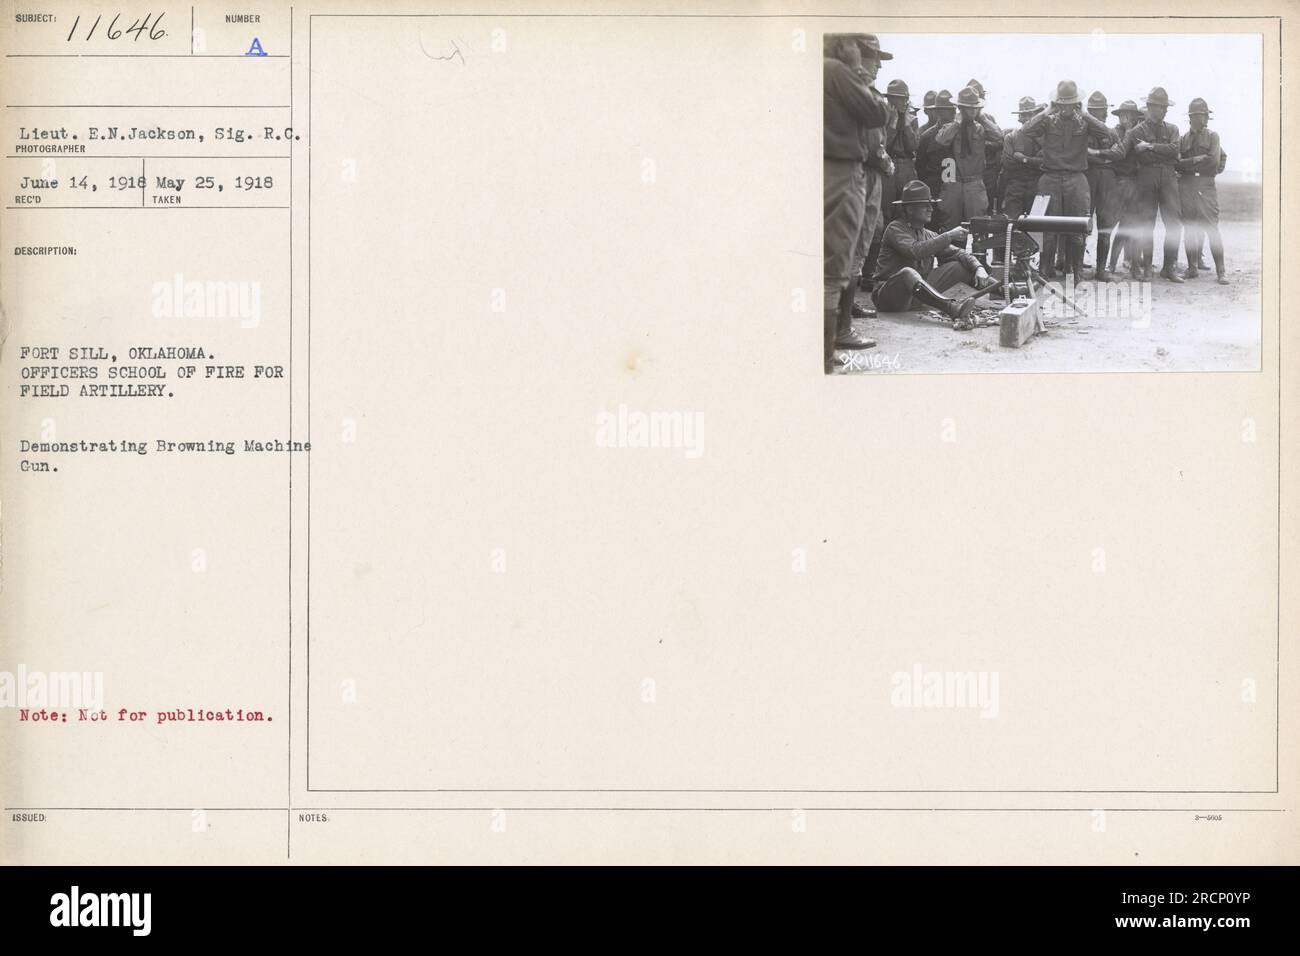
66;12;167;42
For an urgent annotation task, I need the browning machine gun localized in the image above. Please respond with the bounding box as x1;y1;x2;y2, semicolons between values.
961;214;1092;306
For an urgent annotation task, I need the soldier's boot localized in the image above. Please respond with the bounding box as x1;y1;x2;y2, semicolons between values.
835;286;876;350
1124;241;1142;280
1161;228;1185;282
823;307;838;373
1137;240;1152;279
1071;245;1086;288
860;237;883;291
1107;234;1128;274
1094;235;1112;282
1107;233;1126;273
1183;236;1200;278
905;273;977;326
1213;248;1229;285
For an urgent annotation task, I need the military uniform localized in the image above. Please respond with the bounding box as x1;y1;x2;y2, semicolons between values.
873;219;981;310
1109;87;1184;279
851;122;892;289
1083;93;1120;276
1000;98;1045;219
881;83;920;222
914;90;954;228
823;35;890;368
932;87;1003;225
1105;102;1143;274
1177;98;1228;282
1019;81;1111;279
871;180;989;321
964;81;1004;214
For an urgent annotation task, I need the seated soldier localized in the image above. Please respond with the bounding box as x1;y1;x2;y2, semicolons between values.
872;180;998;328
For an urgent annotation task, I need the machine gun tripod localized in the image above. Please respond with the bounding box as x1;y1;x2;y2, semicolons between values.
961;213;1093;319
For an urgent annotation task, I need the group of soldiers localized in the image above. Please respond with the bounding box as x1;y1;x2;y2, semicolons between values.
823;32;1231;370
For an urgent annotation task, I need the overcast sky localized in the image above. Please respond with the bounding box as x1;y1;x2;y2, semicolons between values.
872;33;1262;173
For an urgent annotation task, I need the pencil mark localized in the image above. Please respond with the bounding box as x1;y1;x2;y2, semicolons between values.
418;36;465;65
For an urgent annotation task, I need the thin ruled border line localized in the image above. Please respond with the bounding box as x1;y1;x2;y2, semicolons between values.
5;807;1287;814
306;9;313;795
4;208;289;210
4;156;291;159
305;788;1279;795
5;104;292;108
296;13;1283;799
2;806;1289;816
287;3;295;862
6;54;290;58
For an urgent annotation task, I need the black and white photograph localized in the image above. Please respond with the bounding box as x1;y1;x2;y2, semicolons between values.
824;31;1263;373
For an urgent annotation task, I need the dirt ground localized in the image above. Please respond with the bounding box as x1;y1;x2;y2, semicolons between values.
835;218;1262;374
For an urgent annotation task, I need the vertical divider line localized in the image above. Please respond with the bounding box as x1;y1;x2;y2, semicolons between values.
288;4;295;859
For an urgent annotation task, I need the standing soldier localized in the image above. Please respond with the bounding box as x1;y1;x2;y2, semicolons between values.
1108;86;1185;282
881;79;920;218
1104;100;1143;277
933;86;1003;226
1083;91;1119;281
852;121;893;302
966;80;1005;214
1177;97;1230;284
823;33;890;370
860;78;918;294
1000;97;1046;219
1019;80;1113;283
918;90;940;136
915;90;955;228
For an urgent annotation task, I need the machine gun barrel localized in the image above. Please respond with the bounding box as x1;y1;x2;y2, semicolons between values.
963;214;1092;235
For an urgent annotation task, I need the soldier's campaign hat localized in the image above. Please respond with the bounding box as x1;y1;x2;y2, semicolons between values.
1051;80;1082;105
886;78;911;103
956;86;982;108
1111;99;1142;117
855;33;894;60
892;180;943;206
824;33;893;60
1015;96;1040;116
1188;97;1212;115
1087;91;1110;110
965;79;987;99
932;89;956;110
922;90;938;109
1144;86;1174;107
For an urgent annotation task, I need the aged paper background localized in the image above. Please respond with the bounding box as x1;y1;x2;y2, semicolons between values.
1;0;1297;864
